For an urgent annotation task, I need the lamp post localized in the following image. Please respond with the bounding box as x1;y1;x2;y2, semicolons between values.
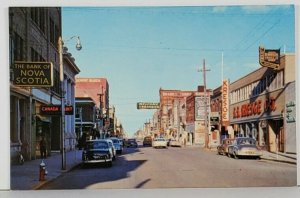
58;36;82;170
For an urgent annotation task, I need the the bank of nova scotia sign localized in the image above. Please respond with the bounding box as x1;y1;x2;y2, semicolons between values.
13;61;53;87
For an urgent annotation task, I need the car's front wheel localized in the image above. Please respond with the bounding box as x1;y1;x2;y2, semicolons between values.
227;152;231;158
106;161;112;167
233;152;239;159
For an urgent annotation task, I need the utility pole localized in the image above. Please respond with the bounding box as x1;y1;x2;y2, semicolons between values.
97;86;104;138
198;59;210;148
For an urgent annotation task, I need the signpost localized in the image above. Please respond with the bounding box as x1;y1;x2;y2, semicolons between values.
259;46;280;70
12;61;53;87
137;102;160;109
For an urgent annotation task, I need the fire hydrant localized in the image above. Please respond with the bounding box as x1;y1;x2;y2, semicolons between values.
39;160;46;181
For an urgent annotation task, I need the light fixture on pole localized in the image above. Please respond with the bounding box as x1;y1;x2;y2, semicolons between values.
58;35;82;170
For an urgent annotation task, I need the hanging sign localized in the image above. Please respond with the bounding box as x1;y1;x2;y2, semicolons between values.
259;46;280;70
13;61;53;87
137;102;160;109
222;79;229;123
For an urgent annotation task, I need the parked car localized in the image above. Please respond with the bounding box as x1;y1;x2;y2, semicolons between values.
143;136;152;146
109;137;123;154
169;139;181;147
217;138;234;155
167;138;172;146
104;139;116;160
126;139;138;148
152;138;168;148
118;138;124;147
82;139;113;167
227;137;262;159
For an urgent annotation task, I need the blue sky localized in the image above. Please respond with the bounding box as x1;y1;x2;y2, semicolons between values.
62;5;295;137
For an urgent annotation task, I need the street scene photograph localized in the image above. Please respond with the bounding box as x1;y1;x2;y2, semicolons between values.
8;3;297;191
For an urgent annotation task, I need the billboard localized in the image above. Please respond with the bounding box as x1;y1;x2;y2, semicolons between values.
12;61;53;87
195;96;210;121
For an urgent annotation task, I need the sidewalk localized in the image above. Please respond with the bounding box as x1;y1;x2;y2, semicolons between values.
11;149;83;190
207;147;297;165
260;150;297;165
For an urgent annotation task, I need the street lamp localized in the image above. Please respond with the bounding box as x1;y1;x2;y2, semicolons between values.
58;36;82;170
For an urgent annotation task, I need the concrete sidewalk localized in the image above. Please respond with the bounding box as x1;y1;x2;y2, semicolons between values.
260;150;297;165
206;147;297;165
11;149;82;190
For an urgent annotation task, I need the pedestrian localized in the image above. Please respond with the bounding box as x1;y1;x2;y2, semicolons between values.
40;136;47;159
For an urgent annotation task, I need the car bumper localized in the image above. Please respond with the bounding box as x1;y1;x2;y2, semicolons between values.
237;150;262;156
83;158;112;164
153;144;167;148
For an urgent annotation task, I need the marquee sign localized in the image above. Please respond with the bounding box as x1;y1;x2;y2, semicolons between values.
40;105;74;115
137;102;160;109
222;79;229;123
259;46;280;70
13;61;53;87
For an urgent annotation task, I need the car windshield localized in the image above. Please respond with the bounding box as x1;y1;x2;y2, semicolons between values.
128;139;136;142
111;139;119;144
238;138;256;145
155;138;165;141
86;141;108;149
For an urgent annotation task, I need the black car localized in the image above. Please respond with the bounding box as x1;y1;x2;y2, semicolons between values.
82;139;113;167
126;139;138;148
143;136;152;146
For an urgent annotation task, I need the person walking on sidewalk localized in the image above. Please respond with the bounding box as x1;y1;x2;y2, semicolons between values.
40;136;47;159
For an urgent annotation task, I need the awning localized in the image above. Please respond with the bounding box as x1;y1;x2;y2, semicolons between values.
36;115;51;123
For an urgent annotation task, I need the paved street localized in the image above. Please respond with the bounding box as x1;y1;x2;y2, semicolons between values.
40;144;297;189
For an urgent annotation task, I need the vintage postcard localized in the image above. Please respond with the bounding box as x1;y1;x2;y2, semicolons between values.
6;1;299;194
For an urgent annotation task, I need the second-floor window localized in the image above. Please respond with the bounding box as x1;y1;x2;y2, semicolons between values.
13;32;25;61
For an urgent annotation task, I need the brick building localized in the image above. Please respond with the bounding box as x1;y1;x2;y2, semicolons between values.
75;78;110;138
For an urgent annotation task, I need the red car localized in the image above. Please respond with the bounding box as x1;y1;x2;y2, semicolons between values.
217;138;234;156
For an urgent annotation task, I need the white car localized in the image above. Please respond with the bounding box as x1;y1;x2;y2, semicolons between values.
169;139;181;147
109;137;123;154
152;138;168;148
104;139;117;160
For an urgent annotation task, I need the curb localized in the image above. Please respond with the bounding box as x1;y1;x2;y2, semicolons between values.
32;162;82;190
260;157;297;165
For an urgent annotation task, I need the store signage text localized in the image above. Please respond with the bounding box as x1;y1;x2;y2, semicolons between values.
222;79;229;122
13;61;53;87
40;105;73;115
259;46;280;70
137;102;160;109
233;97;276;119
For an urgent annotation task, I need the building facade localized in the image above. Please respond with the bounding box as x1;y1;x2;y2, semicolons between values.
186;91;212;146
9;7;80;161
75;78;110;138
75;97;97;148
229;54;295;153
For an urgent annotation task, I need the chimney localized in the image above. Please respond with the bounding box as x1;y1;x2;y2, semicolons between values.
197;86;204;92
